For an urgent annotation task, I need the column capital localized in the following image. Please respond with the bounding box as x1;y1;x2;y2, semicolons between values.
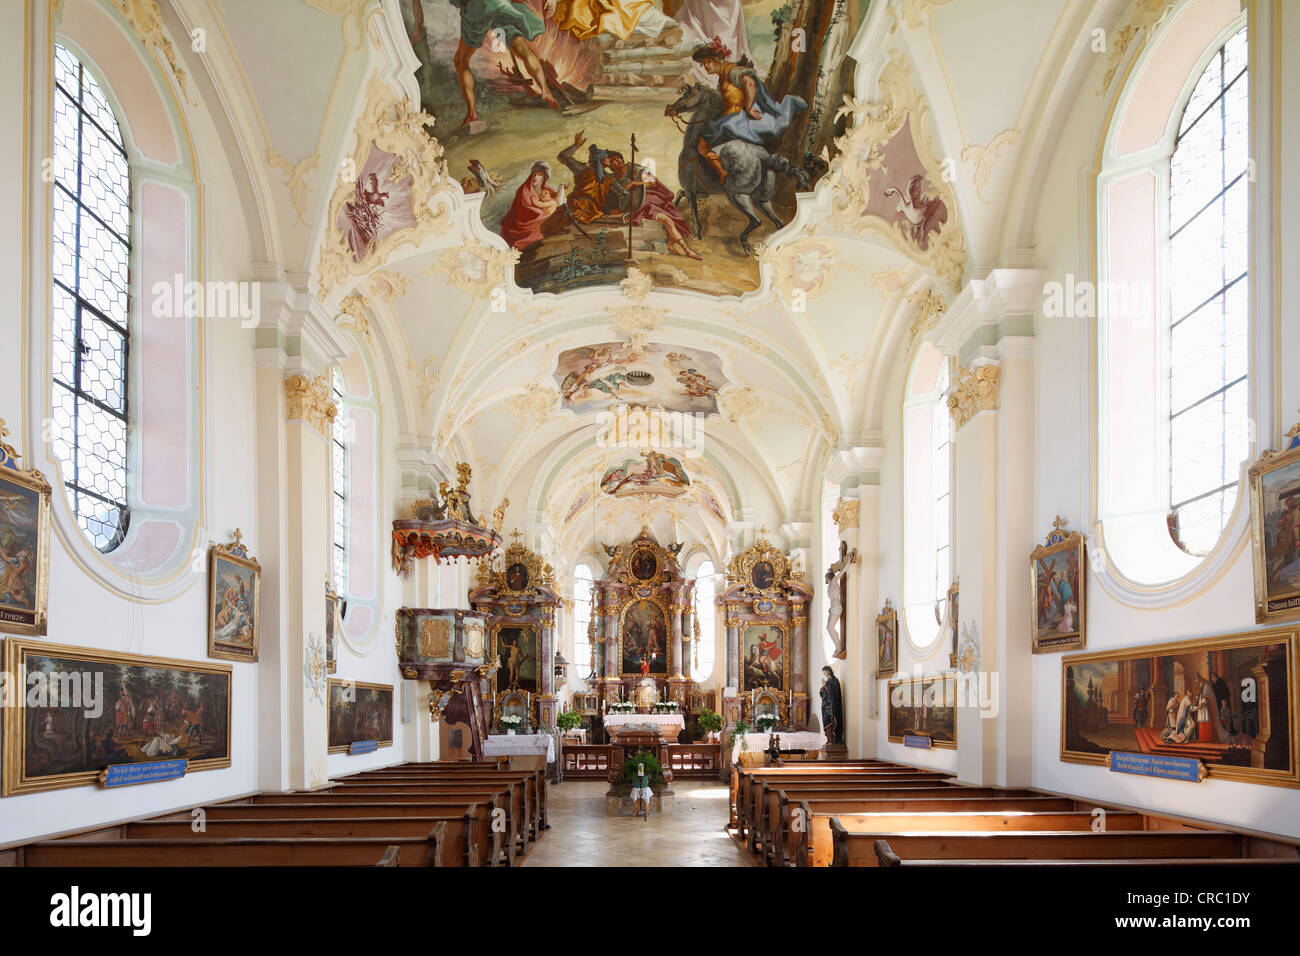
284;373;338;435
946;362;1001;432
255;280;352;376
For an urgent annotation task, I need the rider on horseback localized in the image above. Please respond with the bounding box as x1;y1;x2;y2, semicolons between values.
690;37;807;184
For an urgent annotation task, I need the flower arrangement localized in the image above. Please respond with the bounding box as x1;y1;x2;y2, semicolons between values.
652;701;679;714
499;714;523;732
609;701;636;714
755;714;778;734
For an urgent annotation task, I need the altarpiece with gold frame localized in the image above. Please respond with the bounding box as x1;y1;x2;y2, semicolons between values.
717;527;813;736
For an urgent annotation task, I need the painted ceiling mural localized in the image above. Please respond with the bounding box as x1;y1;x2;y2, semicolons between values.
554;341;726;415
398;0;868;296
600;449;691;498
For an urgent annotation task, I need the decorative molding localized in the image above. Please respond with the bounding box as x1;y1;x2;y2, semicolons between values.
433;240;519;297
757;232;846;308
720;385;764;425
316;77;453;301
960;129;1020;203
336;291;374;344
285;373;339;434
888;0;956;33
619;267;653;302
505;380;559;424
110;0;193;104
266;147;321;227
825;53;967;290
831;498;860;531
1098;0;1178;95
946;363;1000;431
608;304;666;338
905;287;946;351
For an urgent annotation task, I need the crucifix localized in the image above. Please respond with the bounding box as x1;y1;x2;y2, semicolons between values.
824;539;857;661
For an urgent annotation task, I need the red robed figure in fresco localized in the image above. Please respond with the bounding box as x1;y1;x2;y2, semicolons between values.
499;162;559;250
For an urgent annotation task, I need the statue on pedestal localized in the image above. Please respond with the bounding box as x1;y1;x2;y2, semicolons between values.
820;665;844;747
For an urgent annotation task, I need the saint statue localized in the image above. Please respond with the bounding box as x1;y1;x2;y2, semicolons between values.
824;539;857;660
820;666;844;747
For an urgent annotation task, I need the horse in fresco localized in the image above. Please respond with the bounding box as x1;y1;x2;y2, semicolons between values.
664;83;811;255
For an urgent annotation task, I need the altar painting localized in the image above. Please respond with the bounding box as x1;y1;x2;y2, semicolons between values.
620;599;668;675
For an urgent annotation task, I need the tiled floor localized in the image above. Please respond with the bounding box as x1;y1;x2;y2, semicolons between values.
522;779;754;867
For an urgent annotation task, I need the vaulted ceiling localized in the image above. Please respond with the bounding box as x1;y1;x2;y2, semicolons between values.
169;0;1134;563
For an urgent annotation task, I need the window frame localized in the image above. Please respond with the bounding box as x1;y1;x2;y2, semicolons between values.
50;42;133;554
572;563;594;679
692;559;717;682
330;365;350;597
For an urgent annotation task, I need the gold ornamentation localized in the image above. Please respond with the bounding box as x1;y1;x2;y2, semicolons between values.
619;268;653;302
720;385;764;425
946;363;1000;431
505;379;560;424
905;288;946;351
757;233;848;309
608;304;666;338
825;53;966;290
960;129;1020;203
418;618;452;659
479;531;556;598
1098;0;1178;95
831;498;859;531
316;77;452;300
465;620;486;659
284;374;338;434
725;527;793;598
266;147;321;227
110;0;193;104
433;240;519;298
0;419;20;464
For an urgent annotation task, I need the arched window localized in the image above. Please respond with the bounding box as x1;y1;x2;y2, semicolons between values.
902;342;952;649
50;43;131;552
693;560;716;682
1096;6;1249;587
1167;25;1248;556
330;366;350;594
573;564;594;678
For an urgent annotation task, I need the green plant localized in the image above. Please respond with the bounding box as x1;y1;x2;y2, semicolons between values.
696;708;723;735
620;748;663;787
728;719;750;753
556;711;582;733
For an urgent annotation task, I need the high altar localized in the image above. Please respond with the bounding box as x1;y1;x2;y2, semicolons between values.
717;528;814;736
590;527;697;738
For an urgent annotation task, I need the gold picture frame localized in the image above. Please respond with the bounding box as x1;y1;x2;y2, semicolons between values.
724;526;791;598
876;599;898;679
325;582;340;674
493;688;533;733
1030;516;1086;653
0;424;52;637
207;530;261;663
327;679;394;754
3;637;232;796
1060;627;1299;789
887;673;957;748
740;621;790;692
946;579;960;669
1248;428;1300;623
741;686;790;727
617;594;672;676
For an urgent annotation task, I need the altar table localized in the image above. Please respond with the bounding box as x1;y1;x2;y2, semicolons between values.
730;730;825;762
483;733;555;763
602;713;685;739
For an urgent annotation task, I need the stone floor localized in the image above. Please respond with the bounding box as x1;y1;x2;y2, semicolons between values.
522;780;754;867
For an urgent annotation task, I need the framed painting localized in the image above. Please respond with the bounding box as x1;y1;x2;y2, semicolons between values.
619;599;668;676
0;442;52;637
2;638;232;796
876;599;898;679
1030;516;1085;653
740;623;788;692
946;579;960;669
325;582;339;674
630;548;659;582
505;561;530;592
1249;430;1300;623
1061;627;1299;788
208;530;261;663
327;679;394;754
887;673;957;748
493;623;540;693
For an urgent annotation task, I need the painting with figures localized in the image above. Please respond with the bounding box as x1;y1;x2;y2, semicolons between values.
495;624;540;692
0;464;50;636
620;599;668;674
556;341;725;416
1030;520;1085;653
398;0;869;296
1061;629;1298;788
887;673;956;748
328;680;394;753
2;639;231;796
208;546;261;663
601;450;690;498
1249;442;1300;622
741;623;784;691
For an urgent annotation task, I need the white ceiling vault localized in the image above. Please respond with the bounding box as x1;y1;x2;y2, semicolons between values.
164;0;1136;565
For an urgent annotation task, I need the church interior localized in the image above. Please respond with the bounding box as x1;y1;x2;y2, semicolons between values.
1;0;1299;906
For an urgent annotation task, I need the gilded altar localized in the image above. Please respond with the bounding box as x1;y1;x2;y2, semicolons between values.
717;527;813;738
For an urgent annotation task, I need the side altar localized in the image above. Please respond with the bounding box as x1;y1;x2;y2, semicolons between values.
717;527;814;747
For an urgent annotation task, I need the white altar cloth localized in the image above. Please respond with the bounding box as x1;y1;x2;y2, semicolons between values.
731;730;824;761
484;733;555;763
602;713;685;737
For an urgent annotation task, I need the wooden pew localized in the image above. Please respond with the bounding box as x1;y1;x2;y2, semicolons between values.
788;794;1080;867
135;804;491;867
743;773;953;852
732;763;943;835
829;821;1248;866
752;774;962;857
337;768;546;838
241;789;517;865
16;826;449;867
318;779;534;853
729;761;894;826
348;763;549;832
